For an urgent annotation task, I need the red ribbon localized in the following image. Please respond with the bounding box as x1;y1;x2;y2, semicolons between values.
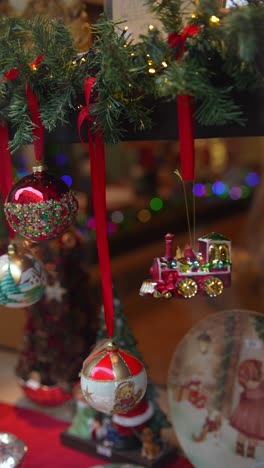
0;121;15;240
177;94;195;181
168;25;199;59
78;77;114;338
25;55;45;162
168;25;199;181
25;84;44;162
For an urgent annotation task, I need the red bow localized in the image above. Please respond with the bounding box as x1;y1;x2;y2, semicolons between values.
168;25;199;58
3;68;20;81
30;55;44;70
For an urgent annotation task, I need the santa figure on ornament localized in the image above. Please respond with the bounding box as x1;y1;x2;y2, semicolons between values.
106;397;154;450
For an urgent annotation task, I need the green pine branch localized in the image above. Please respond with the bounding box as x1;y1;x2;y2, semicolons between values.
0;4;264;149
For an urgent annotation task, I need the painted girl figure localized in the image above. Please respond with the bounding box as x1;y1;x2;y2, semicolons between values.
230;358;264;458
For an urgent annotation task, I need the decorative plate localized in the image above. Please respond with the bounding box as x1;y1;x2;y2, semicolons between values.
0;432;27;467
168;309;264;468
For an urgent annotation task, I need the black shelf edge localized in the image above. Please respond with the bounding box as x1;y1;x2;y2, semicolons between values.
45;90;264;144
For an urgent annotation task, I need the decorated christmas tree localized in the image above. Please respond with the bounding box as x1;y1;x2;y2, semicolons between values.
15;227;100;401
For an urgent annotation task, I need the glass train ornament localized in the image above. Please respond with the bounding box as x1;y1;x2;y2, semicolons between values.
139;232;231;299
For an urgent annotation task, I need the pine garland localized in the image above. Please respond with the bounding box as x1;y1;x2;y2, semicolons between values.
0;1;264;150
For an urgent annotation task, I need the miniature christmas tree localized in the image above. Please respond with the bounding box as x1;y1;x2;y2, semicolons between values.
15;227;100;400
1;265;21;298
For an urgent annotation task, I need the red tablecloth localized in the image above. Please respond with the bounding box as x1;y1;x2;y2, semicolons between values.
0;402;193;467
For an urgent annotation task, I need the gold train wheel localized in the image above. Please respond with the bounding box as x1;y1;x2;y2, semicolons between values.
177;278;198;299
203;276;224;297
163;291;173;299
153;290;162;298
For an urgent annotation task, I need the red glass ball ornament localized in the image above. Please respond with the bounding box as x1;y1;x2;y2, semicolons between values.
4;165;78;241
80;340;148;414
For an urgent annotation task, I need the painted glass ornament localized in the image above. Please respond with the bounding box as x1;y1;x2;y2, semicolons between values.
0;433;27;468
4;165;78;241
0;244;46;307
80;341;147;414
140;232;232;299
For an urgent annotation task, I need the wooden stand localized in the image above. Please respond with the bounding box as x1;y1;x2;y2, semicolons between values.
60;430;179;467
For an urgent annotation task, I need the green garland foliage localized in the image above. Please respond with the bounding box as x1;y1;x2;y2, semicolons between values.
0;0;264;151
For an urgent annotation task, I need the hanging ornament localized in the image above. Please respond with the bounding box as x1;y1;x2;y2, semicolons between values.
80;340;147;414
4;165;78;241
78;77;147;414
139;232;232;299
0;243;46;307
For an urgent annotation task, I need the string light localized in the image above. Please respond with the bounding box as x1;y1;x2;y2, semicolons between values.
210;15;220;24
149;24;154;31
162;61;168;68
148;67;156;74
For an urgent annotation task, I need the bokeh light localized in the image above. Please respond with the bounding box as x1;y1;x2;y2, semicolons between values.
137;209;151;223
56;153;68;166
111;210;124;223
17;169;30;178
107;221;118;233
61;175;72;186
241;185;250;199
229;185;243;200
212;181;227;196
87;217;96;229
193;183;206;197
245;172;260;187
150;197;163;211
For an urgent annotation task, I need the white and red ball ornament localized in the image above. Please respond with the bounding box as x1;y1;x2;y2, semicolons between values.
0;243;46;307
4;165;78;241
80;340;147;415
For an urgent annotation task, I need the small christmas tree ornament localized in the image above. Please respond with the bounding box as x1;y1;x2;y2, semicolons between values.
0;243;46;307
4;165;78;240
80;340;147;414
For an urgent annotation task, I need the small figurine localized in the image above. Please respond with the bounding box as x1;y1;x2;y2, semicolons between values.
110;398;154;450
141;427;162;460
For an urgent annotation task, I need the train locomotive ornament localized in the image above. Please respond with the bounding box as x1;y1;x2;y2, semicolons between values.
139;233;231;299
